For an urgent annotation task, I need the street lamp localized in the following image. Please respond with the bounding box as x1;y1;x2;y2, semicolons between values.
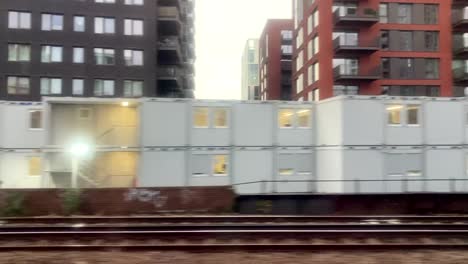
69;142;90;188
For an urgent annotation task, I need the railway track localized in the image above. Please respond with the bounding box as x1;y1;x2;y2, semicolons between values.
2;215;468;251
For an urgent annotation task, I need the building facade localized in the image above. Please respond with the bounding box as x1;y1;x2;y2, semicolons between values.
292;0;466;101
0;0;195;101
259;19;294;101
241;39;260;100
2;95;468;194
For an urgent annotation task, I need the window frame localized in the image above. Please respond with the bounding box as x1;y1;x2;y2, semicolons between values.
7;76;30;95
278;108;312;129
28;156;42;177
386;104;421;127
41;13;64;31
193;107;230;129
8;11;31;29
28;109;43;130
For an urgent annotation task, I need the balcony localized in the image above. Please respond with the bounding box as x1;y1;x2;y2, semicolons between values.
333;36;379;57
452;0;468;7
333;65;381;83
158;37;182;64
453;39;468;58
281;60;292;72
158;66;184;89
453;67;468;84
333;8;379;28
158;7;181;36
158;0;182;8
452;9;468;31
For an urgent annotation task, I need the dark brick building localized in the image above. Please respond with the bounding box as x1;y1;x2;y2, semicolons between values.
0;0;195;101
259;19;294;101
292;0;466;101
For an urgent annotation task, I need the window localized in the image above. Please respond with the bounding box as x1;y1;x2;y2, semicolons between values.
307;15;313;35
407;105;420;125
213;108;228;128
125;0;144;5
123;80;143;97
279;109;311;128
94;48;115;65
424;5;438;24
387;104;420;126
78;108;92;120
296;74;303;94
40;78;62;95
194;107;209;127
94;17;115;34
382;58;390;78
124;50;144;66
308;65;313;85
29;110;43;129
386;153;423;177
7;76;29;95
281;30;293;40
28;157;42;176
387;105;402;125
74;16;85;32
398;4;412;24
381;30;389;50
94;80;115;96
41;46;63;63
296;28;303;49
425;32;439;51
307;41;313;60
425;59;439;79
72;79;84;95
313;9;319;28
192;155;229;177
124;19;144;36
8;44;30;62
8;11;31;29
313;36;319;55
313;88;320;101
279;154;313;176
313;62;319;82
400;58;414;78
95;0;115;3
213;155;228;176
73;47;85;63
379;4;388;23
296;51;303;70
400;31;413;51
41;14;63;31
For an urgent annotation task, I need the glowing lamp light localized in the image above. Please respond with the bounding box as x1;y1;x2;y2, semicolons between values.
121;101;130;107
69;143;90;157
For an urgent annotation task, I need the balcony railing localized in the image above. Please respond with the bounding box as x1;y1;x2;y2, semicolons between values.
158;37;181;50
453;67;468;82
333;65;381;82
333;8;379;27
158;0;182;8
158;7;180;20
333;36;380;56
452;8;468;29
453;38;468;57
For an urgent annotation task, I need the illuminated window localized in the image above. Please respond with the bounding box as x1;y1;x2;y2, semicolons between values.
28;157;42;176
279;109;294;128
279;168;294;175
213;155;228;176
387;105;402;125
193;107;209;127
29;110;43;129
213;108;228;128
279;154;313;176
297;109;311;128
407;105;420;125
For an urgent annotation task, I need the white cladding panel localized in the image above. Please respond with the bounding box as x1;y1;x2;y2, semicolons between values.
425;149;466;192
0;153;42;188
2;104;44;148
139;151;186;187
426;102;464;145
342;149;384;193
316;149;343;193
233;150;274;194
233;103;273;146
141;102;187;146
343;100;383;145
316;100;342;146
276;150;315;193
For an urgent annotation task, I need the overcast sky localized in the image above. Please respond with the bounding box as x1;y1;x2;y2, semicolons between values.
194;0;292;99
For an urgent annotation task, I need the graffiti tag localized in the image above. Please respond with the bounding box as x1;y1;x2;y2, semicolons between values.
124;189;168;208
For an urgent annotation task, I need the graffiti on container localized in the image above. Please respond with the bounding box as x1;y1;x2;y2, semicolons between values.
124;189;168;208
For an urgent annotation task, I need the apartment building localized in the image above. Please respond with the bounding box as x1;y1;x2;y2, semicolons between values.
259;19;294;100
0;0;195;101
241;39;260;100
292;0;463;101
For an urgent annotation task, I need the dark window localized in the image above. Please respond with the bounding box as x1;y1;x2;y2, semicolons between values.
425;59;439;79
424;31;439;51
397;4;412;24
424;5;438;24
400;31;413;51
400;58;414;79
381;30;389;50
382;58;390;78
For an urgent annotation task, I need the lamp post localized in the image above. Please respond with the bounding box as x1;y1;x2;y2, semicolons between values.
69;143;90;188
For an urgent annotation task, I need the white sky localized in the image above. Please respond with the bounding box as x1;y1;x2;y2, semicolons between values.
194;0;292;99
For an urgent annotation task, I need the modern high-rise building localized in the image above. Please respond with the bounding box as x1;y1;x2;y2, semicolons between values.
0;0;195;101
259;19;294;101
241;39;260;100
292;0;467;101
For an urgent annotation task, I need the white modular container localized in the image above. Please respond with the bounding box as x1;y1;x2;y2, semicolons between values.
139;148;187;187
425;99;464;145
232;147;274;194
0;151;44;188
232;102;274;147
425;147;466;192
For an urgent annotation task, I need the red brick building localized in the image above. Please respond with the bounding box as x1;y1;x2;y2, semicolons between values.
259;19;294;100
292;0;467;101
